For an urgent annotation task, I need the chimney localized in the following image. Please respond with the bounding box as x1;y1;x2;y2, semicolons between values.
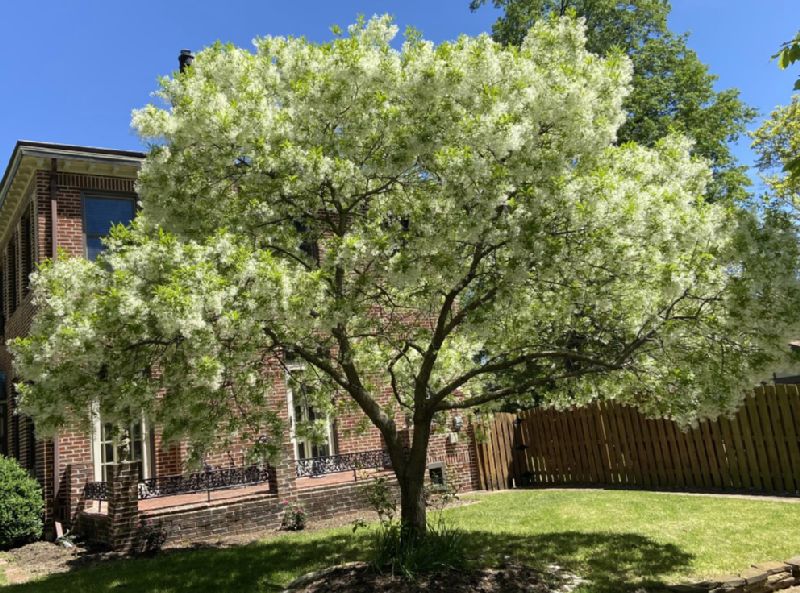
179;49;194;73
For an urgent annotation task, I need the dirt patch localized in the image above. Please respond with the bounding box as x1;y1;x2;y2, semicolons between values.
285;562;587;593
2;541;118;584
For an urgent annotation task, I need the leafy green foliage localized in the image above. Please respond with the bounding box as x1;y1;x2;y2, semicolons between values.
768;31;800;183
0;455;43;550
753;97;800;216
470;0;756;202
369;513;467;578
357;476;465;578
279;500;306;531
773;30;800;90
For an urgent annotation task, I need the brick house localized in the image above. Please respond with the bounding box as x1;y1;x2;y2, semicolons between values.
0;140;481;549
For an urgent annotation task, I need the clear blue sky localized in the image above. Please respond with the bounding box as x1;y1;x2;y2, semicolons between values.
1;1;798;186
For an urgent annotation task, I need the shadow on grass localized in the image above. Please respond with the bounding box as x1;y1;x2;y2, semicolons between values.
463;530;691;592
2;529;691;593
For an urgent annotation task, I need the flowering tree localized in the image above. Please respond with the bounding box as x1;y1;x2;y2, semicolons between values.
11;17;800;536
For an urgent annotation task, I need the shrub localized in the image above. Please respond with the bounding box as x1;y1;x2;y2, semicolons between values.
370;514;467;578
357;475;466;578
132;519;167;555
279;499;306;531
0;455;43;549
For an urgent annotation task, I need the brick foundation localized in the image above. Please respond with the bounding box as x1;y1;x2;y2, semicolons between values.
79;475;402;549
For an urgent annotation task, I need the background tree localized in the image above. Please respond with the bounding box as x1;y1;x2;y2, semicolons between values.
11;17;800;537
753;98;800;218
762;30;800;184
470;0;757;203
774;30;800;91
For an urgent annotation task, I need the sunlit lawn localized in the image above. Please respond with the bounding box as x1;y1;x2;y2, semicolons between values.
2;489;798;592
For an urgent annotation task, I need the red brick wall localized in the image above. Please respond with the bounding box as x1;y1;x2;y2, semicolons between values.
0;168;138;530
333;386;391;455
332;386;481;493
94;478;402;548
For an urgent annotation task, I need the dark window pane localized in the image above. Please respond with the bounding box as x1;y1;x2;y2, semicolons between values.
84;197;135;236
102;423;114;439
87;238;104;262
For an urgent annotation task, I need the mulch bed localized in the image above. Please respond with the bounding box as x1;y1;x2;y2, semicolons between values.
285;561;587;593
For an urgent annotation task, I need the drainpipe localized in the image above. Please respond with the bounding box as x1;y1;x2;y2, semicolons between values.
49;158;61;537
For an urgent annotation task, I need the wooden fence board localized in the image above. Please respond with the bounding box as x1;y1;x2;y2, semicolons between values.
737;394;761;491
777;386;800;493
771;385;795;494
718;416;740;490
708;419;730;489
751;388;778;492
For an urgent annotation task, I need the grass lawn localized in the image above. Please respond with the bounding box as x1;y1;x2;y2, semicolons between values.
2;489;798;592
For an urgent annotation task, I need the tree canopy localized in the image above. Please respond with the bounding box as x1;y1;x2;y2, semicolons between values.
761;30;800;185
470;0;757;203
11;16;800;532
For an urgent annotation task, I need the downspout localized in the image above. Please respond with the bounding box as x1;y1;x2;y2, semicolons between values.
49;158;61;536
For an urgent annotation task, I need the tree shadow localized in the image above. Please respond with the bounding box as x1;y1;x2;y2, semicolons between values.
2;528;690;593
462;530;691;592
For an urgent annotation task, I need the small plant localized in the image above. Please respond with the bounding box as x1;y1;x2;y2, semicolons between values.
357;475;466;578
280;499;306;531
361;475;397;522
0;455;43;549
132;519;167;555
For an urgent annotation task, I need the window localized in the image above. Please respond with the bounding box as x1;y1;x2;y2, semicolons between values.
91;415;153;482
287;371;333;461
83;196;135;261
293;220;320;265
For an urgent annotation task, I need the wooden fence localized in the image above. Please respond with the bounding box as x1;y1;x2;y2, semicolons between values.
475;384;800;496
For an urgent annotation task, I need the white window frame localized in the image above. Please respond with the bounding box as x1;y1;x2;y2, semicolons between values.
90;405;153;482
285;364;334;461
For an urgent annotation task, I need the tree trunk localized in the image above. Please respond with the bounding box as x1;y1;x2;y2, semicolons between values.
393;415;432;540
398;464;427;538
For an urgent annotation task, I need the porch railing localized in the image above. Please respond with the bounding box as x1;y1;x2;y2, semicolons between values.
83;464;274;501
295;449;391;478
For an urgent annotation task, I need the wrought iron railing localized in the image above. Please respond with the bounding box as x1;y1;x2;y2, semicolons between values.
83;464;274;501
84;481;109;501
295;449;391;478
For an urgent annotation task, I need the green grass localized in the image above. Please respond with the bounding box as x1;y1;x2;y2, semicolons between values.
2;489;799;592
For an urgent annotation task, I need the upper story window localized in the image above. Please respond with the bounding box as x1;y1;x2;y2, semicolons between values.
83;196;136;261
